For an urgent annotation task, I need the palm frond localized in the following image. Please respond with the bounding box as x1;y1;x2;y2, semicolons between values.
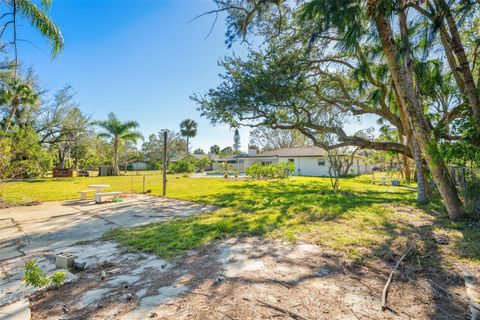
16;0;64;57
41;0;52;9
97;132;112;140
119;120;140;132
120;131;143;143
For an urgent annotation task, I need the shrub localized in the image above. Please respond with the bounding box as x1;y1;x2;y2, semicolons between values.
168;158;196;173
1;128;53;178
245;162;295;179
23;260;67;288
197;157;211;172
245;163;263;179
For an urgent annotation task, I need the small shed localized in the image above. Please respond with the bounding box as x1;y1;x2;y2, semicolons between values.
131;161;148;171
98;165;115;176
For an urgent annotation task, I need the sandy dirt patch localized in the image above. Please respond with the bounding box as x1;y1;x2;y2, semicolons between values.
30;237;469;319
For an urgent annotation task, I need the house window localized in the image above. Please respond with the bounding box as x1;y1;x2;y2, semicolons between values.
318;157;326;166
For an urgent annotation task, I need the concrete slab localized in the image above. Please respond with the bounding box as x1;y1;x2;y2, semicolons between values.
0;247;23;261
0;299;30;320
0;268;77;307
107;274;140;286
77;288;111;309
119;285;188;320
0;195;215;308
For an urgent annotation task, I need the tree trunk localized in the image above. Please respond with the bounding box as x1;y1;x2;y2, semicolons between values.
3;97;19;132
402;136;411;181
412;139;428;205
58;148;65;169
436;0;480;128
186;137;189;156
113;139;119;175
370;1;464;220
342;148;358;175
396;153;405;180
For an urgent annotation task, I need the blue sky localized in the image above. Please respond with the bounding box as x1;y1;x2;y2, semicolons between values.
18;0;378;151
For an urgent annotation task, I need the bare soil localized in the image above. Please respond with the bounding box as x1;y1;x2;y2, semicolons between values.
30;235;468;320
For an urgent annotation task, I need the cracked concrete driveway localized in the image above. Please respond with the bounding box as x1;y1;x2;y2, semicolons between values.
0;194;216;317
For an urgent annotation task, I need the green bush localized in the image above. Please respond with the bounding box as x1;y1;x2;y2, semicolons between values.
168;156;211;174
168;158;196;173
245;163;264;179
197;157;211;172
245;162;295;179
1;128;53;178
23;260;67;288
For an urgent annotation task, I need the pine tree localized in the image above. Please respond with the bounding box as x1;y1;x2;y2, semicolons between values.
233;128;241;154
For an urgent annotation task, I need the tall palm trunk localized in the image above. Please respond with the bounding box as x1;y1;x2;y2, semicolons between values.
369;0;464;219
113;138;119;175
435;0;480;128
186;137;189;156
412;139;428;204
393;77;426;203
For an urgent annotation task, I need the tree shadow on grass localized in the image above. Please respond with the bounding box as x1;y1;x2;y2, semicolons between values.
111;179;419;258
183;179;416;214
109;178;475;318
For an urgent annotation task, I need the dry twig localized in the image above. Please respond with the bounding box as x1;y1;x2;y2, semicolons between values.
256;299;310;320
381;234;419;311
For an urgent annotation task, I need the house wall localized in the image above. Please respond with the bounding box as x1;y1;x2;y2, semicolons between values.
243;158;279;168
353;158;372;175
241;156;371;177
278;157;330;176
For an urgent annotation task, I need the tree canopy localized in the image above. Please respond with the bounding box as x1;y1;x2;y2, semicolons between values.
193;0;480;220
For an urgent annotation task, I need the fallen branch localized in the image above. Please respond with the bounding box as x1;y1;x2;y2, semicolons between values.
190;291;212;298
350;307;361;319
274;279;291;289
381;234;419;311
256;299;310;320
436;305;456;320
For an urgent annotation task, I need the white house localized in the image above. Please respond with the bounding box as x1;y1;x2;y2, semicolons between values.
242;147;371;176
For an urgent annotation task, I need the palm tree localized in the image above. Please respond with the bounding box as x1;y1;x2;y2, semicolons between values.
179;119;197;155
94;113;143;175
7;0;64;57
1;0;64;132
0;79;40;132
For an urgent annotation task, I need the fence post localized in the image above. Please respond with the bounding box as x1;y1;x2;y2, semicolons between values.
143;175;145;194
162;130;167;196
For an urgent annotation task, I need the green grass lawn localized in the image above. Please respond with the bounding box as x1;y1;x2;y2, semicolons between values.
0;174;167;203
2;174;478;265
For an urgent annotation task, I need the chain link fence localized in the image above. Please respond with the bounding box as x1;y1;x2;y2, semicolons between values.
0;172;169;205
449;165;480;215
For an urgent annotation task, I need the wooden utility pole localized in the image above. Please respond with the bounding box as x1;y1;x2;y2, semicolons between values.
162;130;167;196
